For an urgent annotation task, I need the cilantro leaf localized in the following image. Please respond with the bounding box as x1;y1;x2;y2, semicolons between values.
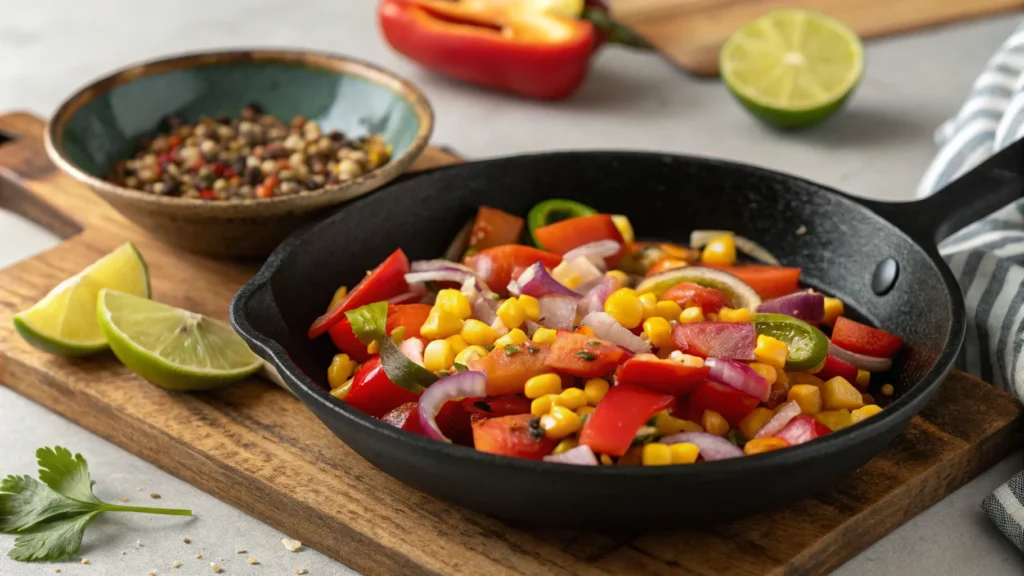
7;511;101;562
0;475;94;533
37;447;100;504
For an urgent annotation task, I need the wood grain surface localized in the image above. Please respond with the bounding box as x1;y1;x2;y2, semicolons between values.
609;0;1024;76
1;111;1021;575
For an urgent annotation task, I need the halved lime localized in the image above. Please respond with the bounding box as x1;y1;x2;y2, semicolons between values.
97;289;262;391
720;9;863;129
14;242;150;357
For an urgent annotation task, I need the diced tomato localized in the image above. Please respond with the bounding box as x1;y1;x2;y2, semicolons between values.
578;385;674;457
687;380;759;426
464;245;562;296
713;265;801;300
472;414;556;460
344;356;422;418
327;303;431;362
545;331;629;378
662;282;731;314
832;317;904;358
309;249;411;339
469;207;525;251
533;214;625;267
380;402;426;435
614;354;709;396
468;343;552;396
774;415;831;446
672;322;756;360
816;354;858;384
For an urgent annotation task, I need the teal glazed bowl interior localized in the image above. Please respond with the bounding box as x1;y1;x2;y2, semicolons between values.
45;50;433;258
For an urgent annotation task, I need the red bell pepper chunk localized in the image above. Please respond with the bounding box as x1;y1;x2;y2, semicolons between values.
377;0;596;100
662;282;731;314
545;331;629;378
380;402;426;435
614;354;709;396
464;395;533;418
533;214;625;267
464;245;563;296
711;265;801;300
467;342;552;396
308;249;411;339
472;414;557;460
578;384;674;457
328;303;432;362
816;354;859;385
774;415;831;446
343;356;421;418
468;206;525;251
687;380;759;427
831;316;904;358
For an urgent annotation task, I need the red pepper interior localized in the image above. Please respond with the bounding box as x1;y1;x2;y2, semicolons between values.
416;5;503;33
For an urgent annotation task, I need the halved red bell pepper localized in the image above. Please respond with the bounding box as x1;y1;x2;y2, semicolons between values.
378;0;596;100
815;354;858;384
578;384;674;457
464;245;562;296
468;206;525;252
711;265;801;300
344;356;422;418
687;380;759;426
533;214;625;267
309;249;411;339
329;303;432;362
662;282;731;314
467;342;552;396
381;402;426;435
774;415;831;446
614;354;709;396
831;317;904;358
545;331;629;378
472;414;557;460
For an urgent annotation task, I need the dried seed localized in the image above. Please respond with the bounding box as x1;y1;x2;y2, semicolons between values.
235;547;246;554
295;570;308;575
195;553;203;559
247;558;258;565
282;538;302;552
183;537;191;544
148;572;156;576
81;558;90;564
54;569;61;573
121;497;129;503
137;539;144;547
150;493;161;499
210;562;223;574
172;560;182;568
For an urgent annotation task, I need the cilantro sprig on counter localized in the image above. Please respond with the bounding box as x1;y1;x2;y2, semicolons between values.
1;447;191;562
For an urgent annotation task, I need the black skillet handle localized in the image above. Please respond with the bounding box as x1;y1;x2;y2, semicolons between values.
859;136;1024;248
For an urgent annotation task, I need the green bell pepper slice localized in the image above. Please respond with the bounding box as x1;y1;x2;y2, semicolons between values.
527;199;598;247
753;312;829;372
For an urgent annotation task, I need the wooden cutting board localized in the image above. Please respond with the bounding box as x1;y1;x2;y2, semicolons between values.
0;110;1021;576
609;0;1024;76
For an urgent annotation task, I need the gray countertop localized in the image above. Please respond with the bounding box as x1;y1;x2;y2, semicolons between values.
2;1;1024;574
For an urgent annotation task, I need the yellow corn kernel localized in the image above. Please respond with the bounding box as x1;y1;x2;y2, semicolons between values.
851;404;883;424
755;334;789;369
748;362;778;385
856;369;871;389
822;376;864;411
638;292;659;319
789;372;825;387
517;294;541;321
654;410;702;435
423;340;455;372
584;378;610;405
776;368;790;389
678;306;705;324
643;317;673;348
600;454;614;466
668;350;705;368
445;334;468;354
701;235;736;266
654;300;683;320
815;409;853;431
880;383;894;397
327;354;356;389
702;410;730;437
421;307;465;340
367;340;380;355
788;384;822;415
494;328;528;348
611;214;635;244
524;373;562;399
707;313;720;321
496;297;526;329
461;319;498;346
454;345;488;365
739;407;775;440
576;405;596;420
435;288;471;319
330;377;353;400
563;274;583;289
540;406;583;440
604;288;644;329
552;438;578;455
822;297;845;325
554;387;588;410
744;437;788;455
669;442;700;464
328;285;348;311
862;392;876;405
642;443;672;466
605;269;629;286
531;394;557;417
531;327;557;345
718;307;752;323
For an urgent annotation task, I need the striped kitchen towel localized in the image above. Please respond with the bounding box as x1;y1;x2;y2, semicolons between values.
917;19;1024;553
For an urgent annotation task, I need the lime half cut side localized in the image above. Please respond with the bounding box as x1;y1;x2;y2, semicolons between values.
720;9;864;129
13;242;150;357
97;289;262;391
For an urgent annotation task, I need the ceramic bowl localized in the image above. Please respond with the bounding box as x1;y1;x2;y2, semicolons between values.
45;49;433;258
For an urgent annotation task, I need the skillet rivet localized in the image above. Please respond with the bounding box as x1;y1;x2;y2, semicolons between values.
872;258;899;296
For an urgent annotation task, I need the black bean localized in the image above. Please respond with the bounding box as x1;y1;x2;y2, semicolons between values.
233;158;247;176
241;103;262;120
327;130;345;142
157;114;184;133
305;177;320;190
245;166;262;186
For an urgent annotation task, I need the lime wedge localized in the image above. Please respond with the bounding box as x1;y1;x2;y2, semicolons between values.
720;9;863;129
14;242;150;357
97;289;262;391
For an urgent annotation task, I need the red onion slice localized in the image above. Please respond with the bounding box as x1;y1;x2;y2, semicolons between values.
579;276;617;316
399;338;425;366
471;293;499;325
828;342;893;372
704;358;770;402
658;431;744;461
754;400;802;439
511;261;581;299
757;292;825;322
388;291;425;305
411;259;476;273
538;296;577;330
581;312;651;354
542;444;599;465
418;371;488;442
405;270;475;286
563;240;621;267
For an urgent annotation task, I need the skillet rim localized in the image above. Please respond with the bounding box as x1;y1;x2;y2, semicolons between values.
230;150;966;477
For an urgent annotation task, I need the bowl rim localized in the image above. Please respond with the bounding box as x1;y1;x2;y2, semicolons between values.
44;48;434;212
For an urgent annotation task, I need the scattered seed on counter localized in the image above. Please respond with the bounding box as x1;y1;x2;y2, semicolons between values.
282;538;302;552
172;560;182;568
210;562;223;574
148;572;156;576
235;547;246;554
195;553;203;559
183;537;191;544
121;497;129;503
150;493;162;499
247;558;258;565
54;569;61;573
137;539;145;547
295;569;308;575
82;558;90;565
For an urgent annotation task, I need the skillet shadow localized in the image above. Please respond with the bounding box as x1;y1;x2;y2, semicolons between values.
779;106;927;148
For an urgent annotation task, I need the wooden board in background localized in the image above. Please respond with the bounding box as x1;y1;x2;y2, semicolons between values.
610;0;1024;76
0;111;1022;575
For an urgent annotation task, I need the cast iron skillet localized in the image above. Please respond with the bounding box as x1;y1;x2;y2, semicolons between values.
231;142;1024;529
